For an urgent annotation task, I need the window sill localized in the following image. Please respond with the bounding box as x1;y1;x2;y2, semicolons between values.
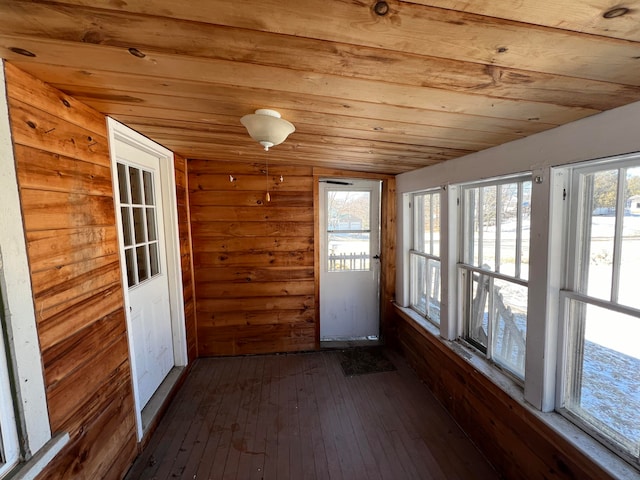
7;432;69;480
394;305;639;480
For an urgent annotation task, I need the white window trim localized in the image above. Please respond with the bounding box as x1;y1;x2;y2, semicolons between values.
0;60;69;477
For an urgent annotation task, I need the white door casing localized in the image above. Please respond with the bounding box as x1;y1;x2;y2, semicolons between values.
107;118;187;440
319;179;381;340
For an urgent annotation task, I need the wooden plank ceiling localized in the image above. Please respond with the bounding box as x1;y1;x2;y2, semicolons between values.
1;0;640;174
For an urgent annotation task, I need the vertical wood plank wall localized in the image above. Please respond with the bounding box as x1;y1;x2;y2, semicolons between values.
174;153;197;361
394;311;614;480
5;63;137;479
189;160;316;355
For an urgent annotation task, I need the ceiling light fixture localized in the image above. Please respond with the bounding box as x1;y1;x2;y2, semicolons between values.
240;109;295;151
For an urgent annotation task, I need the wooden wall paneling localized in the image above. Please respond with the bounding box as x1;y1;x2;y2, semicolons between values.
4;63;138;479
395;311;615;480
174;153;198;361
190;160;317;356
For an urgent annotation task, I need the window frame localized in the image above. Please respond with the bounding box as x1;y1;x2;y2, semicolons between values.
409;189;442;326
557;155;640;466
457;175;532;380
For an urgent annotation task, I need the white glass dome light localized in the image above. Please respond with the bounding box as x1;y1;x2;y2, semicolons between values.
240;109;295;151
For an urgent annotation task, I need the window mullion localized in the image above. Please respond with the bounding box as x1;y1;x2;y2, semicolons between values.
611;168;625;303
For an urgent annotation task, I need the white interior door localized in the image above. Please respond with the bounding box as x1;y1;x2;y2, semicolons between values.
320;179;381;341
114;141;174;409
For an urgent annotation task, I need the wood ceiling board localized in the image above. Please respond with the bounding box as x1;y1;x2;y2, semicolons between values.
66;94;529;149
3;0;639;174
36;71;559;138
406;1;640;42
0;35;599;126
111;113;502;152
2;2;639;111
29;0;640;85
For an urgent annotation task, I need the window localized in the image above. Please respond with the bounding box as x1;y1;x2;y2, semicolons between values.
560;158;640;464
326;189;372;272
459;177;531;378
410;190;441;324
117;163;161;287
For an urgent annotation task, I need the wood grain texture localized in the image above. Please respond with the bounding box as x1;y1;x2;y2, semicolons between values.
5;63;138;480
395;309;616;480
174;153;198;361
190;160;318;355
1;0;639;173
125;350;498;480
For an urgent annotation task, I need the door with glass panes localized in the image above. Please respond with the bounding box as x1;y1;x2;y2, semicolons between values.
115;141;174;409
319;179;381;341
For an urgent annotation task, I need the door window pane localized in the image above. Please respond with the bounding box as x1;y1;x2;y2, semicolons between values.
327;191;370;231
125;248;136;287
146;208;157;242
117;163;129;204
117;164;161;287
143;170;154;205
328;233;370;271
133;207;146;244
136;245;149;282
121;207;133;246
149;242;160;276
129;167;143;204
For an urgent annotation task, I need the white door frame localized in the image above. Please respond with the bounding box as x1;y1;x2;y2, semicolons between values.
107;118;187;440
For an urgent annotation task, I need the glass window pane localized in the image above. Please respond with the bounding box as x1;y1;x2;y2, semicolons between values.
327;191;370;231
465;188;480;266
567;300;640;456
481;185;497;271
136;245;149;282
491;279;527;378
146;208;157;242
133;207;146;244
149;242;160;277
117;163;129;204
499;183;518;276
413;194;425;252
121;207;133;247
620;167;640;310
427;259;441;324
432;195;441;258
468;270;489;350
328;232;370;272
125;247;136;287
410;254;427;316
520;181;532;281
423;194;432;254
143;170;155;206
581;170;617;300
129;167;143;205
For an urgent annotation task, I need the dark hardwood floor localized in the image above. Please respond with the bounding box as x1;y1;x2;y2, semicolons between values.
125;348;498;479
